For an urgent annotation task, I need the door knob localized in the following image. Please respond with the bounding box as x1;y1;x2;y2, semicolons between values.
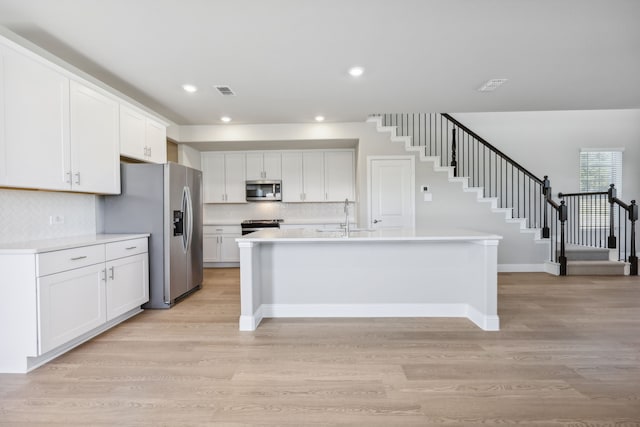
373;219;382;224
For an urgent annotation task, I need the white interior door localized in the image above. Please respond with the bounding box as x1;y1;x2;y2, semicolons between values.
369;157;414;229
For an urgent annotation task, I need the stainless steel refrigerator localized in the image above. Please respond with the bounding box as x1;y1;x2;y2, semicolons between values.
103;162;203;308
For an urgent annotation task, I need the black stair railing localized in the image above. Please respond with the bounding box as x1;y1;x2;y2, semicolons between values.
544;182;568;276
371;113;550;234
558;184;638;275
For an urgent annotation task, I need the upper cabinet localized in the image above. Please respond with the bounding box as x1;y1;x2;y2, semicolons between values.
246;152;282;180
0;33;169;194
324;151;355;201
202;152;246;203
120;104;167;164
281;150;354;202
0;43;70;190
69;81;120;194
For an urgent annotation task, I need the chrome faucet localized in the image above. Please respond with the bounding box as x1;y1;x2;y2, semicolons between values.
343;198;350;236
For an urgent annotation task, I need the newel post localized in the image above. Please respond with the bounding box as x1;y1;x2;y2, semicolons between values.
629;200;638;275
542;176;551;238
450;128;457;177
559;200;568;276
607;184;617;249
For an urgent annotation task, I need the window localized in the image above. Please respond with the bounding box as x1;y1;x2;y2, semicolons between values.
578;149;623;230
579;149;623;195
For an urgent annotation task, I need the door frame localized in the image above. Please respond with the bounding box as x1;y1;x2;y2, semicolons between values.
366;155;416;228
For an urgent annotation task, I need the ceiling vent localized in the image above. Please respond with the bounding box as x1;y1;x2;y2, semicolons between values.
214;85;236;96
478;78;508;92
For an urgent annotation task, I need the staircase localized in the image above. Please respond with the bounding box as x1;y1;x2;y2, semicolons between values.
367;113;638;276
564;245;629;275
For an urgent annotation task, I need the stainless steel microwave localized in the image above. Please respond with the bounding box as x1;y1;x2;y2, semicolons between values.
245;180;282;201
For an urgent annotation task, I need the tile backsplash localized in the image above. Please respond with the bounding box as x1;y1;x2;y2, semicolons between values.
0;189;97;244
204;202;355;224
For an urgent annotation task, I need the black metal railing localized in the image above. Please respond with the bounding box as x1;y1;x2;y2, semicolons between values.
559;184;638;275
371;113;549;232
543;179;568;275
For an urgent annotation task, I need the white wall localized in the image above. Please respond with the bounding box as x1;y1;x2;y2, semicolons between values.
178;145;202;170
453;110;640;202
0;189;97;244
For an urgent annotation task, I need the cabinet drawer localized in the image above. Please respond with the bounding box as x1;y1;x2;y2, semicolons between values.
37;245;105;277
106;238;148;260
204;225;241;234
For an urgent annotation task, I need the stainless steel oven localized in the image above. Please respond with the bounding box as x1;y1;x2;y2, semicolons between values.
241;219;283;235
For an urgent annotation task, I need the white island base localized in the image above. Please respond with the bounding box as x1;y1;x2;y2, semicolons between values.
237;228;501;331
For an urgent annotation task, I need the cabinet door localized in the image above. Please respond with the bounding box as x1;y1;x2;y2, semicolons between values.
70;81;120;194
145;118;167;164
105;253;149;321
245;153;264;181
281;152;304;202
221;235;240;262
119;105;146;161
203;234;221;262
324;151;355;201
302;152;325;202
37;263;106;354
224;153;246;203
263;152;282;180
202;152;226;203
2;45;70;190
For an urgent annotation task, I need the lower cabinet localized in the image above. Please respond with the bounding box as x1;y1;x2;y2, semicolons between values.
105;253;149;321
204;225;241;263
37;263;106;354
0;234;149;373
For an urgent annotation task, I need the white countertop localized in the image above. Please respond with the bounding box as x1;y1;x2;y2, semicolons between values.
237;227;502;243
203;220;241;226
0;233;150;254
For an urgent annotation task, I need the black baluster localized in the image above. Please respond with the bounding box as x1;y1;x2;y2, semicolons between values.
450;128;457;177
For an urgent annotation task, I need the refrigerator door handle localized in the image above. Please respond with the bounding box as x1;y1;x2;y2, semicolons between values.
185;185;194;251
181;186;189;253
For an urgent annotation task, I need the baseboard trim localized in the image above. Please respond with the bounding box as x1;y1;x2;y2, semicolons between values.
253;303;499;331
239;305;264;331
498;263;545;272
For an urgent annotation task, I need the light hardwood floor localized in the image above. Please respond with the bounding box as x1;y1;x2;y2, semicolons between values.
1;269;640;426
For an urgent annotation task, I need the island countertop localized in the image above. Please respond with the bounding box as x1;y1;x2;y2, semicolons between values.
237;227;503;243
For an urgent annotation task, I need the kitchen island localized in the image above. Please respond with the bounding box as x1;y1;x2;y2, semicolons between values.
236;228;502;332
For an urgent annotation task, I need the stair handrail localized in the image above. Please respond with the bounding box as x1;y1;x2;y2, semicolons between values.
441;113;545;185
558;184;638;275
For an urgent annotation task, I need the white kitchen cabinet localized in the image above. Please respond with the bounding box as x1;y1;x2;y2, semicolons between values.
0;234;149;373
0;43;70;190
120;104;167;164
324;151;355;201
37;262;106;354
246;152;281;180
282;151;324;202
302;152;325;202
281;152;304;202
69;80;120;194
203;225;241;263
0;38;121;194
281;150;354;202
202;152;246;203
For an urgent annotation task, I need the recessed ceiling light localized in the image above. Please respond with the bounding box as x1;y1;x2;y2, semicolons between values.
220;116;232;123
315;115;325;122
182;84;198;93
348;66;364;77
478;78;508;92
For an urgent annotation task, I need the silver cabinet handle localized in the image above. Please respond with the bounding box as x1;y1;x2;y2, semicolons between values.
373;219;382;224
65;171;72;184
70;256;87;261
125;246;137;250
108;266;114;280
101;269;107;281
74;172;81;185
148;147;152;156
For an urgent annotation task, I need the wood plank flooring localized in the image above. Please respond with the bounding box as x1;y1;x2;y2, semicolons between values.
1;269;640;426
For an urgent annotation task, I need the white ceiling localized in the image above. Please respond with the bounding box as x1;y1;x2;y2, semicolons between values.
0;0;638;126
